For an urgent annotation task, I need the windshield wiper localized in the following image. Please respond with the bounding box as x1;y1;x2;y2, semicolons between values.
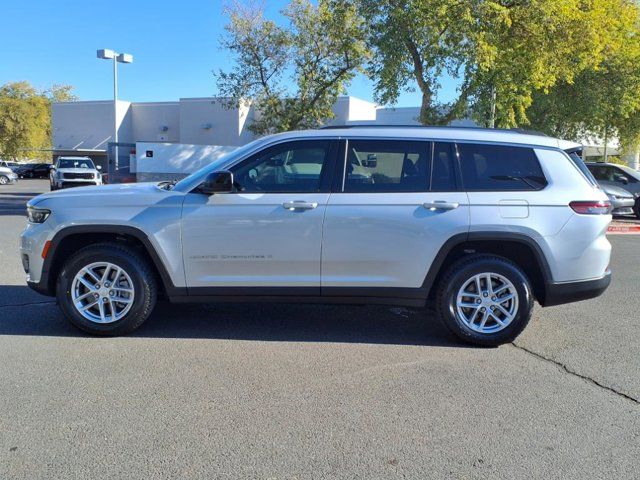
490;175;546;189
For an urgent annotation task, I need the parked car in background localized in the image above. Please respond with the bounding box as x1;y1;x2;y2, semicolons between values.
0;164;18;185
0;160;20;171
16;163;53;179
586;162;640;218
21;127;612;346
601;183;636;216
49;156;103;191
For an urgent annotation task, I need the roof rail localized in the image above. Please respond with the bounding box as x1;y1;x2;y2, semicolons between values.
318;124;543;135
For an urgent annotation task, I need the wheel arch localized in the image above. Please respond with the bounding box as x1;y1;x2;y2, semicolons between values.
40;225;184;297
423;232;553;304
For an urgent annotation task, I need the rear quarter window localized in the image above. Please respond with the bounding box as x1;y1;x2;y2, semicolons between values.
458;143;547;191
568;152;599;187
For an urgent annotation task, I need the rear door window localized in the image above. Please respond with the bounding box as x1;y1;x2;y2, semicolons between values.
458;143;547;191
343;140;430;192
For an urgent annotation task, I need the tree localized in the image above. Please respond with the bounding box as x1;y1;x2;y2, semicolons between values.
526;5;640;156
358;0;636;127
214;0;369;135
0;81;77;160
47;84;79;103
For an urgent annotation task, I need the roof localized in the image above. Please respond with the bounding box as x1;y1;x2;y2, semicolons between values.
267;126;581;151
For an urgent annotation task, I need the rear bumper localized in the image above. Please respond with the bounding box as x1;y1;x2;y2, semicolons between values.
542;270;611;307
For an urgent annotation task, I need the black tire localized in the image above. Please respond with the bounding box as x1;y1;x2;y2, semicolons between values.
0;175;9;185
436;254;534;347
50;183;57;191
634;198;640;219
56;243;157;335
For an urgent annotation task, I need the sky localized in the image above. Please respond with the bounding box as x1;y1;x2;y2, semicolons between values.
0;0;459;107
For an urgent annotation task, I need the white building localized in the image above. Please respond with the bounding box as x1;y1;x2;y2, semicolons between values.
53;95;637;181
52;96;379;163
51;95;390;181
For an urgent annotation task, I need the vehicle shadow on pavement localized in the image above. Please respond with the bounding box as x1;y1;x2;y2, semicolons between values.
131;301;464;347
0;286;465;347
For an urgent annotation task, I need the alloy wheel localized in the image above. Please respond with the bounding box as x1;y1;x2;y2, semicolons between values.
71;262;135;324
455;272;519;334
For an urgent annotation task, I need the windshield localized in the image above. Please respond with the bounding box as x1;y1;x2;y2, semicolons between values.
172;137;271;192
616;164;640;181
58;159;94;169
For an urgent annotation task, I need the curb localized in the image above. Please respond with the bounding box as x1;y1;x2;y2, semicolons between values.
607;225;640;235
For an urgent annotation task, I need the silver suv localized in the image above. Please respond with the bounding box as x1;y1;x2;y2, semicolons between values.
20;127;612;346
50;156;102;191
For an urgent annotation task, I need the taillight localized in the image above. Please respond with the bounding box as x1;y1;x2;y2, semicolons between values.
569;200;612;215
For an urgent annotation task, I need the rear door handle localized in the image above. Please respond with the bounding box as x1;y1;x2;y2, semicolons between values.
282;201;318;211
422;201;459;211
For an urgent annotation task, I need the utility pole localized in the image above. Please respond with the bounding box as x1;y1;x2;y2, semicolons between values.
97;49;133;175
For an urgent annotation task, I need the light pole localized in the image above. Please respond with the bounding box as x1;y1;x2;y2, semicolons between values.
97;49;133;172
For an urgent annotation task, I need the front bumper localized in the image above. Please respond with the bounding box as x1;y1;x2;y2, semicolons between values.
542;270;611;307
58;181;101;189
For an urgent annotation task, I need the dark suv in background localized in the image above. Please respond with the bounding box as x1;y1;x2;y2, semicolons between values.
16;163;53;179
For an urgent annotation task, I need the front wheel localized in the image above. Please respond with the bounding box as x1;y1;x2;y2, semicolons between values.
0;175;9;185
56;243;157;335
634;198;640;219
436;255;534;347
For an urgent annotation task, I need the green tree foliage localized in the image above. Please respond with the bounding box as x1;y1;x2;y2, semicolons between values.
0;81;77;160
527;5;640;153
46;84;79;103
215;0;369;135
359;0;636;127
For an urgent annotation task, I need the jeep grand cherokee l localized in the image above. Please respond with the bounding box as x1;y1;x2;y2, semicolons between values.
20;127;612;346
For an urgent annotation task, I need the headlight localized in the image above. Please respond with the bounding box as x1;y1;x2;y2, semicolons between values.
27;206;51;224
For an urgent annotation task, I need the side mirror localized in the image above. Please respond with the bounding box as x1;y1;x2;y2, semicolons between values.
619;175;629;184
96;165;102;171
199;170;234;195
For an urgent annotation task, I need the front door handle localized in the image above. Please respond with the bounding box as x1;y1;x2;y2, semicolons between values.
282;201;318;211
422;201;460;211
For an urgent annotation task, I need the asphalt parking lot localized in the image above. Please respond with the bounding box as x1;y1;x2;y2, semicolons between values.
0;180;639;479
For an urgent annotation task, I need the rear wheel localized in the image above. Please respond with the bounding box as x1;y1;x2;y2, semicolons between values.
634;198;640;219
56;243;157;335
436;255;534;347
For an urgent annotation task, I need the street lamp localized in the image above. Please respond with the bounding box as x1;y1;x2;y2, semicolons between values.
97;49;133;169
